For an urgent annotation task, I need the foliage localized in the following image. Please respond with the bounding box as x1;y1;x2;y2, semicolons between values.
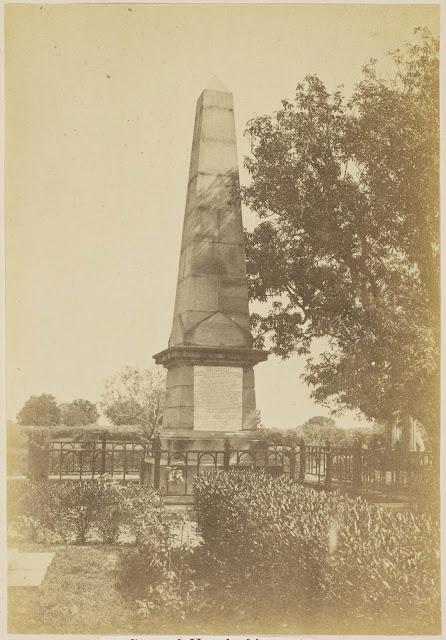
193;470;440;633
45;423;141;441
8;479;60;543
7;420;146;481
257;426;302;448
17;394;61;426
60;399;99;427
101;366;166;441
7;478;162;545
120;482;164;545
8;480;101;544
301;417;383;447
117;505;200;627
258;417;384;448
69;424;140;441
242;29;439;443
57;480;104;544
7;421;29;475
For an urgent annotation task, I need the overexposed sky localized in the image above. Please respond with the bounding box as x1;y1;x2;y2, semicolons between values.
5;3;439;428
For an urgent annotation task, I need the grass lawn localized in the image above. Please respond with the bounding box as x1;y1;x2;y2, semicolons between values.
8;544;139;635
8;538;440;636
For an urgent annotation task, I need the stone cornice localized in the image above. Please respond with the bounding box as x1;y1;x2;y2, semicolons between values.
153;345;269;368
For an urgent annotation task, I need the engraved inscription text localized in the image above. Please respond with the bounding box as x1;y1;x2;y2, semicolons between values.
194;365;243;431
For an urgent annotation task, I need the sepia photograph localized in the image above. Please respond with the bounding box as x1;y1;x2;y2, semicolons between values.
4;2;441;637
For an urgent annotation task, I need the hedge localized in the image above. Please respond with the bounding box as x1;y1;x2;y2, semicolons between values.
193;470;440;634
19;423;142;441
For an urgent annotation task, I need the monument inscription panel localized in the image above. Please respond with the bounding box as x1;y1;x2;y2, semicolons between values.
194;365;243;431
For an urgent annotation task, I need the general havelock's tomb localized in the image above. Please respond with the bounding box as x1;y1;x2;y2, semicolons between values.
154;79;268;450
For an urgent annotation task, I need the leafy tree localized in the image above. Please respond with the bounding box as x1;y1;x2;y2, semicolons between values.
302;417;383;447
259;418;383;448
242;29;439;447
16;394;61;426
305;416;336;429
101;366;166;441
60;399;99;427
302;416;336;445
258;426;303;448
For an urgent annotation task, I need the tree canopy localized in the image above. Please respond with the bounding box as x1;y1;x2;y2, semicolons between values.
259;416;384;448
16;394;61;426
101;366;165;441
60;399;99;427
242;29;439;443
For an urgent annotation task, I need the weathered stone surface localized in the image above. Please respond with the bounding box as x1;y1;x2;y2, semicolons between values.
243;366;255;389
159;431;263;451
169;85;250;349
155;345;267;368
166;365;194;388
186;312;250;348
194;365;243;431
242;387;257;430
154;84;267;440
165;385;194;409
163;406;194;430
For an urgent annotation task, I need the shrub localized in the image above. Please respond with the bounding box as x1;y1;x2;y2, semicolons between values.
120;482;163;545
56;480;104;544
193;470;440;634
8;480;102;544
7;478;163;546
94;482;128;544
117;503;201;629
8;479;61;543
7;423;29;476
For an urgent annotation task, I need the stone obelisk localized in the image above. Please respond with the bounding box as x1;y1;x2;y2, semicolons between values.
154;79;268;448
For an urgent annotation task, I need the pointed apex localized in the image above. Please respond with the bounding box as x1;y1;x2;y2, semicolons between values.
204;76;230;92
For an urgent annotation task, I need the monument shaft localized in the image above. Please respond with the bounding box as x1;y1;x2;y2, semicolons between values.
154;83;267;442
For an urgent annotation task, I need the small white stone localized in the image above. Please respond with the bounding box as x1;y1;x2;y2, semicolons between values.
8;552;55;588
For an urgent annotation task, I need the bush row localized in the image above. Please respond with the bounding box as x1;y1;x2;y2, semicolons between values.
8;478;162;545
21;423;141;441
193;470;440;634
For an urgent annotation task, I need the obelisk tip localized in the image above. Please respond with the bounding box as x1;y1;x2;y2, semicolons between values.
204;76;230;92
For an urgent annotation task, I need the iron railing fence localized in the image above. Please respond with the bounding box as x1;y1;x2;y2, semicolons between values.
361;448;434;490
29;436;434;496
158;446;294;496
48;439;147;481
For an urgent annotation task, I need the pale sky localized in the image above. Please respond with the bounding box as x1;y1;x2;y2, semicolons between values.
5;3;440;428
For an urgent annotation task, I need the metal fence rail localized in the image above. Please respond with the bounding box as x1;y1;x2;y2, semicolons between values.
48;438;146;480
29;435;434;496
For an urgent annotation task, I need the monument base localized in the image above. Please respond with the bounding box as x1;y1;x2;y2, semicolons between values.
154;345;269;436
140;429;264;496
159;428;263;452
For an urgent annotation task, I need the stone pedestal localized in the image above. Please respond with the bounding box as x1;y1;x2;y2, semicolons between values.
154;345;267;450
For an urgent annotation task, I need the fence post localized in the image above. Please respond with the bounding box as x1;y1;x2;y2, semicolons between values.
352;440;363;494
28;430;50;481
289;447;296;481
101;431;107;475
224;438;230;471
394;439;404;487
153;435;161;490
325;439;332;489
299;437;306;483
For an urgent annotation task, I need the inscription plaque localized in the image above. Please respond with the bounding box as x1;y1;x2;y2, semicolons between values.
194;365;243;431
